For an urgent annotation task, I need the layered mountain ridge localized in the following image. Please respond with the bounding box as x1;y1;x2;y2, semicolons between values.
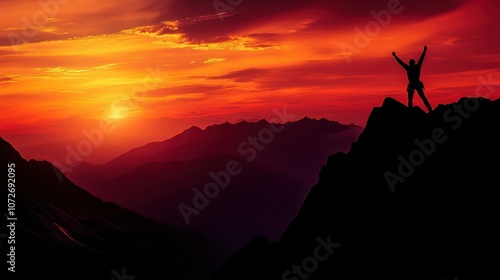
0;137;223;280
62;117;362;253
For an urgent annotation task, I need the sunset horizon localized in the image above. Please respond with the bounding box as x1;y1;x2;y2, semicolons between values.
1;0;499;163
2;1;500;279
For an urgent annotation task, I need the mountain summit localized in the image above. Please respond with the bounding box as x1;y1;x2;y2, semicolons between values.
212;97;500;280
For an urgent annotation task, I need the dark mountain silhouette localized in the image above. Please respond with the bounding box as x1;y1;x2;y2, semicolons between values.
0;137;223;280
67;118;362;192
211;97;500;280
88;155;305;254
63;118;361;253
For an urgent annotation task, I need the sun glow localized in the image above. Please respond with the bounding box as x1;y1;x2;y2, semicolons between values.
108;108;127;119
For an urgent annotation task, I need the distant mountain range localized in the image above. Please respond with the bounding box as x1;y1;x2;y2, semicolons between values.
212;97;500;280
64;118;362;253
68;118;361;188
0;137;223;280
19;140;128;165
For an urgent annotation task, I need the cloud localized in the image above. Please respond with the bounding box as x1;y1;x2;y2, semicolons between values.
0;0;471;48
0;0;175;47
159;0;469;43
209;68;269;82
33;64;118;76
203;57;227;64
0;76;14;83
147;84;231;97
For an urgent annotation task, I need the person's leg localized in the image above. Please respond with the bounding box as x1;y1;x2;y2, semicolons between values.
407;89;414;108
417;88;432;111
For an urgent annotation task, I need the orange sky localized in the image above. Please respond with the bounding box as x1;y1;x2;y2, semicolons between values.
1;0;499;164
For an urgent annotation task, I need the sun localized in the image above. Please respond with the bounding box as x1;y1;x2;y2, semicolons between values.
108;108;127;119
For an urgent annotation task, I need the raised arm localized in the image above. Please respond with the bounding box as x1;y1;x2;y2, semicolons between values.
392;52;408;69
417;46;427;66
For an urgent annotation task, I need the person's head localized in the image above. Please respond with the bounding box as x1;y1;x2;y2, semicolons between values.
409;59;416;66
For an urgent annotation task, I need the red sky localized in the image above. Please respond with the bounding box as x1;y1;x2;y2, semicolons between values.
1;0;499;164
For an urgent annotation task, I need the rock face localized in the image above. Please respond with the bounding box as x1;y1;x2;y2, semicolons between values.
212;97;500;280
0;137;223;280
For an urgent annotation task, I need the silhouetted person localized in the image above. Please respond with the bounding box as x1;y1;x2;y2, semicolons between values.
392;46;432;111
